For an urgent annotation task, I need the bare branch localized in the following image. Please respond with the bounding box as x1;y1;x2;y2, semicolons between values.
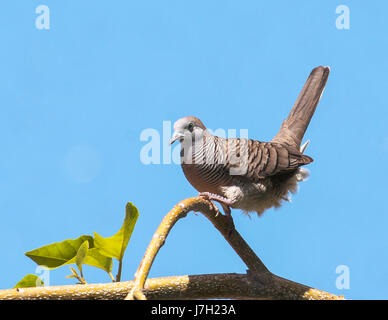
0;273;343;300
125;197;343;300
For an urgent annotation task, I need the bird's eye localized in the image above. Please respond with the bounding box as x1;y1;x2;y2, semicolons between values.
187;123;194;132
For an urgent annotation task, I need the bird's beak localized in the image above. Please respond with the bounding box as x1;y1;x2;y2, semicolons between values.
169;132;184;145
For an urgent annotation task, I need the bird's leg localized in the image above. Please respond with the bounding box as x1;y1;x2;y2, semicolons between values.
198;192;236;237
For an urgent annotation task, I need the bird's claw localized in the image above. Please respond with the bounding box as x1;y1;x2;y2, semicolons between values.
198;193;220;216
198;193;235;238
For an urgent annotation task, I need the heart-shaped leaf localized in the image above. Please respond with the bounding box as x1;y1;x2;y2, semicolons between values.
25;235;93;269
94;202;139;261
83;248;113;273
25;235;113;275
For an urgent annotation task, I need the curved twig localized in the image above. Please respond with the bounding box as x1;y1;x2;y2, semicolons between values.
125;197;342;300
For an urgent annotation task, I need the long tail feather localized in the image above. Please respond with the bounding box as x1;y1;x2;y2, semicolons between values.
272;66;330;148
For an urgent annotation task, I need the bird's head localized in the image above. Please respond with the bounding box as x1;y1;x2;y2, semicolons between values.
170;116;207;145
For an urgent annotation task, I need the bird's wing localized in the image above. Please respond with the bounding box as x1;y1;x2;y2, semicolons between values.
221;138;312;182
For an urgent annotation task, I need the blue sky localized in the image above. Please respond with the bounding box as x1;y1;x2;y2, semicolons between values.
1;1;387;299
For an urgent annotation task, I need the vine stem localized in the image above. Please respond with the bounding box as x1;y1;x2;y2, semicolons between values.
116;258;123;282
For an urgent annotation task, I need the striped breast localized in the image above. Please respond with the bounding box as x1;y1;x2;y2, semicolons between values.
181;135;234;194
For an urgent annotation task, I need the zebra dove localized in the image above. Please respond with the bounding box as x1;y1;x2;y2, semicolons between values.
170;66;330;218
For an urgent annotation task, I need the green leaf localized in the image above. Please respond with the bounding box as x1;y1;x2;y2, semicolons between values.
25;235;93;269
65;246;112;274
83;248;113;273
25;235;113;274
14;274;44;288
75;240;89;276
94;202;139;261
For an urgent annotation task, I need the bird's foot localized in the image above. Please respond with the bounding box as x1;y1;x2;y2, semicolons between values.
198;192;234;207
199;192;233;215
199;192;222;216
199;192;236;237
